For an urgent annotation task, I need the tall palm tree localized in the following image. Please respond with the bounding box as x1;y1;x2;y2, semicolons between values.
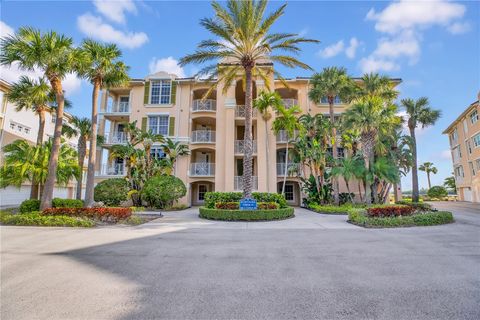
1;27;79;209
342;96;401;204
401;97;441;202
179;0;318;198
78;39;130;207
331;155;365;203
272;104;301;195
309;67;355;204
254;90;283;192
419;162;438;189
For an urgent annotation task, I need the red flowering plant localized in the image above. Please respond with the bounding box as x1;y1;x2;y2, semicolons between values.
366;206;415;218
42;207;132;223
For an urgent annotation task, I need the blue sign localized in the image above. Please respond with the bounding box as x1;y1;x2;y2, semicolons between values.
240;198;257;210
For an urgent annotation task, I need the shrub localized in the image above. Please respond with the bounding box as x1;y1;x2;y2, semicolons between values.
0;211;94;227
395;201;432;212
257;202;279;210
204;192;287;209
348;208;454;228
19;199;40;213
339;193;355;205
94;178;129;206
52;198;83;208
309;204;352;215
215;202;279;210
199;207;294;221
42;207;131;223
427;186;448;199
366;205;414;217
141;175;186;209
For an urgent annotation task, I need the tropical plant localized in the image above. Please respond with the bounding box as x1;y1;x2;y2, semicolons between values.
331;155;365;203
356;73;399;102
77;40;130;207
401;97;441;202
93;178;129;206
419;162;438;189
308;67;355;204
443;175;456;193
272;104;301;194
427;186;448;199
141;175;187;209
161;138;190;171
179;0;318;198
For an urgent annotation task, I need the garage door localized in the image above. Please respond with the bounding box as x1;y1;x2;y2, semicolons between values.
53;187;69;199
0;186;31;207
463;188;472;202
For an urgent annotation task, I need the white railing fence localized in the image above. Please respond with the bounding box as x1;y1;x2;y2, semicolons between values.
235;105;257;118
277;163;300;176
235;140;257;154
96;163;125;176
104;132;128;144
191;130;216;143
192;99;216;112
190;163;215;176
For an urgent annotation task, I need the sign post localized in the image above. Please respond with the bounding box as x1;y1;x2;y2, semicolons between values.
239;198;257;210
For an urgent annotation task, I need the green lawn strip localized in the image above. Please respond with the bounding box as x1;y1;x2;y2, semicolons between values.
348;208;454;228
199;207;294;221
0;211;94;228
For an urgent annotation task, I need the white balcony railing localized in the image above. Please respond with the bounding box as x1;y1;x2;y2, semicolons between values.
104;132;128;144
234;176;258;190
276;130;298;143
282;99;298;109
192;99;216;112
103;101;130;113
235;140;257;154
190;163;215;176
235;105;257;118
96;163;125;176
191;130;216;143
277;163;300;176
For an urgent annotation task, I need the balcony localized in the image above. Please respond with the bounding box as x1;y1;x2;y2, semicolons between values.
190;163;215;177
277;163;301;176
192;99;216;112
235;140;257;154
276;130;298;143
234;176;258;190
102;101;130;114
104;132;128;145
95;164;125;176
235;105;257;118
191;130;216;144
282;99;298;109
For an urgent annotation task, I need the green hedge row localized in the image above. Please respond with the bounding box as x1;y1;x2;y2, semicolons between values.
204;192;288;209
199;207;294;221
19;198;84;213
0;211;94;228
348;208;454;228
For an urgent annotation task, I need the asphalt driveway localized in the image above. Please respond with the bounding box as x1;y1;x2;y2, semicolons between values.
1;202;479;319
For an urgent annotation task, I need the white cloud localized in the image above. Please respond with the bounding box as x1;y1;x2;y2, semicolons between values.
298;27;309;37
359;56;400;73
318;40;345;58
373;31;420;63
440;149;452;160
149;57;185;77
345;37;360;59
447;21;471;34
77;13;148;49
93;0;137;24
0;20;14;37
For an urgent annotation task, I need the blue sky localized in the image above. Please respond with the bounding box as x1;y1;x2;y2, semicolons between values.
1;0;479;191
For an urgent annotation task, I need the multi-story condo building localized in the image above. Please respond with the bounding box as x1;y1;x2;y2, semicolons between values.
96;67;401;206
0;78;81;206
443;97;480;202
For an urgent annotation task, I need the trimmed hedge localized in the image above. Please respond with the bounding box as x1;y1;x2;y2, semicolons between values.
0;211;94;228
94;178;129;206
204;192;288;209
52;198;83;208
43;207;131;223
199;207;294;221
366;205;414;217
19;199;40;213
309;204;352;215
348;208;454;228
215;202;279;210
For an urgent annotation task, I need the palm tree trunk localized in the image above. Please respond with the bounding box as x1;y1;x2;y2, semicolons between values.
427;172;431;189
282;143;288;195
30;110;46;199
345;179;354;203
85;80;101;207
362;134;375;205
242;66;253;199
358;181;363;202
76;137;87;200
329;98;339;205
264;118;270;192
40;79;65;210
410;127;419;202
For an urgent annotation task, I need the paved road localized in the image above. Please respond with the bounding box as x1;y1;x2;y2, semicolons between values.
1;202;479;320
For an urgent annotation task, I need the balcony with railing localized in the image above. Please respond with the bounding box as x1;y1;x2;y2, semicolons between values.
191;130;216;144
235;140;257;154
192;99;216;112
234;176;258;190
95;163;125;176
235;105;257;118
189;163;215;177
276;130;298;143
277;163;301;176
104;132;128;145
102;101;130;114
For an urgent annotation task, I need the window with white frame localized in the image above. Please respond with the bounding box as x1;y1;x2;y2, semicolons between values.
469;162;476;176
150;80;171;104
470;110;478;124
473;133;480;148
450;129;458;145
467;140;472;154
454;165;464;178
150;147;166;160
148;115;169;135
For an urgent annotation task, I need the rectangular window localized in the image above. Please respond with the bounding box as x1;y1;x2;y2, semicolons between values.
450;129;458;145
467;140;473;154
326;147;333;157
476;159;480;171
470;110;478;124
337;147;345;159
473;133;480;148
150;80;171;104
150;147;166;160
198;185;207;201
284;184;294;201
148;115;169;135
469;162;476;176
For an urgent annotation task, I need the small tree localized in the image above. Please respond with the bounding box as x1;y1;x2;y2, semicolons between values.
443;175;456;193
427;186;448;199
141;175;186;209
419;162;438;189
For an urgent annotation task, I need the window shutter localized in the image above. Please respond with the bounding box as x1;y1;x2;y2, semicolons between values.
169;116;175;136
171;81;177;104
141;117;148;131
144;81;150;104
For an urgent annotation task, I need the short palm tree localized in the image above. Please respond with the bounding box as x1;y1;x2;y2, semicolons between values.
1;27;78;209
109;143;137;183
254;91;283;191
162;138;190;171
331;155;365;203
179;0;318;198
309;67;355;204
137;130;164;170
419;162;438;189
342;96;401;204
78;39;130;207
401;97;441;202
272;104;301;195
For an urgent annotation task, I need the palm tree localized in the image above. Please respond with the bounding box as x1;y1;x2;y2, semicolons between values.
254;91;283;192
179;0;318;198
401;97;441;202
272;104;301;195
331;155;365;203
419;162;438;189
109;143;137;184
78;40;130;207
309;67;355;204
443;175;456;193
162;138;190;171
357;73;399;102
1;27;79;209
342;96;401;204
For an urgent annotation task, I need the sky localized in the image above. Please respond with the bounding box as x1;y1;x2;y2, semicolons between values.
1;0;479;191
